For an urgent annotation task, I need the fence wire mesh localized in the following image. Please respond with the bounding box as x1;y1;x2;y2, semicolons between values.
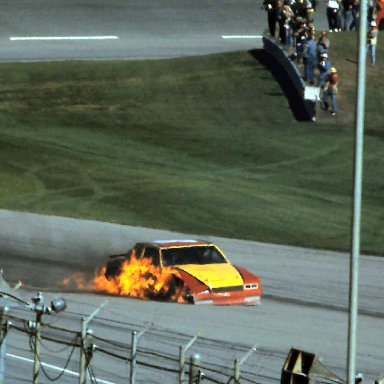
2;307;283;384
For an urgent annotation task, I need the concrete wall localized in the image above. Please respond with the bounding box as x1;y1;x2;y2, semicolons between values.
263;35;316;121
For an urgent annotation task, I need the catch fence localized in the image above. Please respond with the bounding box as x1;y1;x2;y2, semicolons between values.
1;302;284;384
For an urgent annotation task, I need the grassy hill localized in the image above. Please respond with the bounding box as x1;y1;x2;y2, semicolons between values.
0;33;383;254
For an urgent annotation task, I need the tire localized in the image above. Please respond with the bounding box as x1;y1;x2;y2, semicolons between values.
160;275;185;302
104;256;126;279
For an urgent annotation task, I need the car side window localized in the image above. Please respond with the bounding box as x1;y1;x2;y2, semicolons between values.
130;245;144;259
142;247;160;266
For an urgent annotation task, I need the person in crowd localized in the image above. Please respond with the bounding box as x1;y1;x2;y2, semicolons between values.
317;31;330;60
317;38;327;57
317;53;332;87
290;14;301;52
342;0;354;29
294;18;308;62
337;0;344;30
283;2;295;46
321;67;339;116
264;0;278;36
303;32;317;84
368;0;375;22
349;0;359;30
276;0;288;43
305;0;316;23
367;20;378;65
320;31;331;48
326;0;341;31
295;0;310;20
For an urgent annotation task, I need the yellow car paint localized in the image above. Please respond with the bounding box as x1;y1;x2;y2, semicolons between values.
177;263;243;288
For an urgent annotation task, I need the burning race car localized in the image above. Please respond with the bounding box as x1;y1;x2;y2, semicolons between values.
103;240;262;305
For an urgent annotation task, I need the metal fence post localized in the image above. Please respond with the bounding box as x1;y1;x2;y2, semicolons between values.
84;329;94;384
179;335;198;384
0;307;9;384
189;353;202;384
79;316;88;384
130;331;138;384
79;300;108;384
32;312;42;384
233;346;257;383
234;358;240;383
130;328;147;384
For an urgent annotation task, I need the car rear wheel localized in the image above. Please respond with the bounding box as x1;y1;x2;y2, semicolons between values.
161;275;185;303
105;256;126;279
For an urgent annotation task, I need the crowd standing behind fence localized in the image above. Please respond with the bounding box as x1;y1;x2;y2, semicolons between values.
263;0;381;117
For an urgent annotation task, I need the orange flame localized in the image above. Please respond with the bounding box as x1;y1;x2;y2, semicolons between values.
63;256;186;303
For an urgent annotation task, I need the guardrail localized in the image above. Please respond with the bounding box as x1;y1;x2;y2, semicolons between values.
262;35;317;122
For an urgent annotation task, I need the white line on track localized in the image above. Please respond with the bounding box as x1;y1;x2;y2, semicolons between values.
222;35;263;39
6;353;116;384
9;36;119;41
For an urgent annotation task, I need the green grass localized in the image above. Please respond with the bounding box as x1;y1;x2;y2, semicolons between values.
0;33;383;254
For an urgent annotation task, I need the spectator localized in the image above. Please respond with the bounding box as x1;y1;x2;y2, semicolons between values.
276;0;288;43
317;32;330;59
321;67;339;116
337;0;344;30
294;19;308;62
367;20;378;65
296;0;309;19
327;0;341;31
342;0;354;30
305;0;316;23
317;39;327;57
264;0;278;37
303;32;317;84
368;0;375;22
350;0;359;30
319;31;331;48
317;53;332;87
283;3;295;46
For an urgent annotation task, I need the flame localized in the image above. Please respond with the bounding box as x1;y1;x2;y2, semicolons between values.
63;256;187;303
62;273;92;290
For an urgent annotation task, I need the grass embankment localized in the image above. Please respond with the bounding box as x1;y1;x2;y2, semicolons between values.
0;33;383;254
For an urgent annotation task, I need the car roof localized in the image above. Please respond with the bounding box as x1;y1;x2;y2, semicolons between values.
136;240;213;248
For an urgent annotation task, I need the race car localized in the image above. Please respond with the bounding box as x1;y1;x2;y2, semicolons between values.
104;240;263;305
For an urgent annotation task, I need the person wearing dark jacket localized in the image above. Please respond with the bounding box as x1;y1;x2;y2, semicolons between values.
303;33;317;84
264;0;278;36
342;0;354;30
276;0;288;44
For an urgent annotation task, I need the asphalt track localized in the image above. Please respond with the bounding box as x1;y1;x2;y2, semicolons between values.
0;210;383;383
1;1;382;383
1;0;328;61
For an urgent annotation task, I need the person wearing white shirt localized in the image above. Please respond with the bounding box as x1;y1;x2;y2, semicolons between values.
327;0;341;31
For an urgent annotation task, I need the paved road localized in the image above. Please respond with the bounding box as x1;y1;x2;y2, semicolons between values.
0;210;383;383
1;0;329;61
